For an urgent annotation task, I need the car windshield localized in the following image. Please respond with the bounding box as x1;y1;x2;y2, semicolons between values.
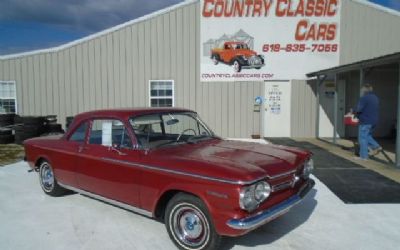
130;112;216;149
235;43;248;49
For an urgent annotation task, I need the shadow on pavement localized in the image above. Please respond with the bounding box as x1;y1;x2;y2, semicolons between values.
268;138;400;204
221;188;318;249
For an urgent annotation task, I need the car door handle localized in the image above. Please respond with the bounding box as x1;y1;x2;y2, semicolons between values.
108;146;127;156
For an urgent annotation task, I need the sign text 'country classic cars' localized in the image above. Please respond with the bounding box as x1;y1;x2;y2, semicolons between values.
200;0;341;81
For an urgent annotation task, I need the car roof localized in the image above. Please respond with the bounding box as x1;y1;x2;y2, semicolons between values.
75;107;194;119
226;41;245;44
64;107;195;139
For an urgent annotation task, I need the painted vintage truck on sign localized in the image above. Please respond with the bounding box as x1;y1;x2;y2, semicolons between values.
24;108;314;250
211;41;265;72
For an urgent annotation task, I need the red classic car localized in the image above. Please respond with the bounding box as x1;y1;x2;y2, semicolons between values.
24;108;314;250
211;41;265;72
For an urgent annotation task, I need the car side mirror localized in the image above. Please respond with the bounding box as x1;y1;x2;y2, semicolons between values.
166;118;179;126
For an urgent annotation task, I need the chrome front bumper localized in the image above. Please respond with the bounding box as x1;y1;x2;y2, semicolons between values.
227;179;315;230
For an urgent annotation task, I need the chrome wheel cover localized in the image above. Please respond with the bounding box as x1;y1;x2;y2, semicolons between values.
233;61;240;72
40;163;54;192
170;203;210;249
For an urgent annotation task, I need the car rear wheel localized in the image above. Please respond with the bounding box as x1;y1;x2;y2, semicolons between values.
39;161;66;196
165;193;221;250
233;60;241;72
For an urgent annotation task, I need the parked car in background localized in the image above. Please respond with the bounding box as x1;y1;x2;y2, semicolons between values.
24;108;314;250
211;41;265;72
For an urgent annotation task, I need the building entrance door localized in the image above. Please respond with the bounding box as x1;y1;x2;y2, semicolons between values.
264;81;291;138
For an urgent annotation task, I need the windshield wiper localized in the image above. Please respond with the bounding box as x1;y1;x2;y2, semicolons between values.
186;134;218;143
154;135;219;148
154;140;181;149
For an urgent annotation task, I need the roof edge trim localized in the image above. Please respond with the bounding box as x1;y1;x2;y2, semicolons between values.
0;0;198;60
351;0;400;18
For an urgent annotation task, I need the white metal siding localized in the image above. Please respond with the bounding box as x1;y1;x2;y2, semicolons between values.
290;80;317;137
340;0;400;65
5;0;399;137
0;2;261;138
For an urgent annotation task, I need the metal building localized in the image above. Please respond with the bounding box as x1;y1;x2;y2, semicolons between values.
0;0;399;158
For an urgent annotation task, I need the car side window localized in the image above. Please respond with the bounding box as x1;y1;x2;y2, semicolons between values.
89;119;132;148
69;122;88;142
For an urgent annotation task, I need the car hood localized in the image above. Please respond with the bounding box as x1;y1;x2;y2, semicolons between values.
237;49;257;57
149;139;310;184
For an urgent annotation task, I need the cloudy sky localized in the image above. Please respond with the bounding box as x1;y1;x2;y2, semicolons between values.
0;0;399;56
0;0;182;55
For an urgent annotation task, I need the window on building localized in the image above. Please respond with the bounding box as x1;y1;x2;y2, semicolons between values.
149;80;174;107
0;81;17;114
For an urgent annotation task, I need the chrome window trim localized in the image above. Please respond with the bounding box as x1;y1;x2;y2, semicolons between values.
58;182;153;217
101;157;297;185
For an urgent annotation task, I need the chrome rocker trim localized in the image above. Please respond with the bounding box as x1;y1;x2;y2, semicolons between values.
58;182;153;217
227;179;315;230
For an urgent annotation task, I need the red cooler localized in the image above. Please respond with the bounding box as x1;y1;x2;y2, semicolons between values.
344;114;359;126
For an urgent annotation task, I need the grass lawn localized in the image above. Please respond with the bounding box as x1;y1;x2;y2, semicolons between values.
0;144;25;166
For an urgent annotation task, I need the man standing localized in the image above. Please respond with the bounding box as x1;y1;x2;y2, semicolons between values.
355;84;382;160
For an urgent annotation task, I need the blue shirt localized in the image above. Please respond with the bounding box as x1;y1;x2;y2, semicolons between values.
356;92;379;125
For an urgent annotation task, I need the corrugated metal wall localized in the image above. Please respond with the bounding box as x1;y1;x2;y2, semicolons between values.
340;0;400;65
0;2;262;138
2;0;400;138
197;81;263;138
290;80;317;137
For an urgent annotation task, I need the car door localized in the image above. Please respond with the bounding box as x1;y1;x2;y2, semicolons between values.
76;118;141;207
51;120;89;187
221;44;232;62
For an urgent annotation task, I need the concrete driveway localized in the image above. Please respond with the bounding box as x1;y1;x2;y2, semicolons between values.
1;162;399;250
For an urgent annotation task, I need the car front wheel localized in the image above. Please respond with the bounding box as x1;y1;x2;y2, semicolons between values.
165;193;221;250
233;60;242;72
39;160;66;196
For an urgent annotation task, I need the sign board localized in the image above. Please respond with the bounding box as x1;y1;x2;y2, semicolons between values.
102;121;112;146
267;85;283;115
323;81;336;98
264;81;291;137
200;0;341;82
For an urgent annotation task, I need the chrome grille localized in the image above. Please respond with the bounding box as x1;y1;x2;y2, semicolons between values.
248;56;262;66
272;180;293;192
271;176;300;192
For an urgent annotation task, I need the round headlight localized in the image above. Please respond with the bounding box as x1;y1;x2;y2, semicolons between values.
239;186;258;212
239;181;272;212
254;181;271;202
303;159;314;178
